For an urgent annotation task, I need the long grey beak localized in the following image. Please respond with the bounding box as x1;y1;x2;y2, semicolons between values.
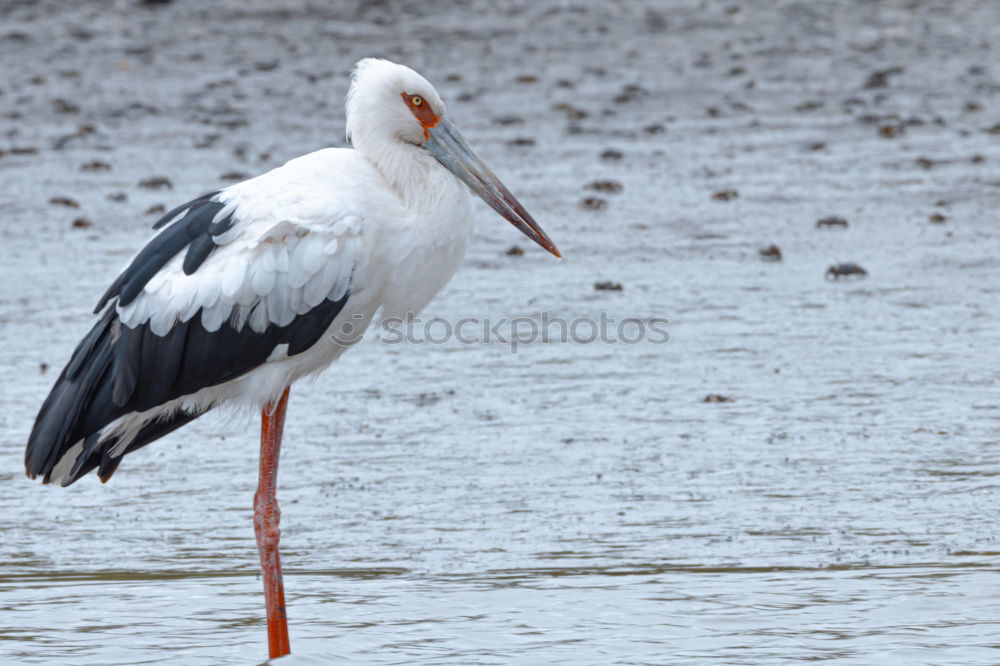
426;118;561;259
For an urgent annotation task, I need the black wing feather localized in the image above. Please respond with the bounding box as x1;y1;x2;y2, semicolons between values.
141;317;187;404
94;195;229;313
151;191;218;230
183;234;218;275
111;322;142;407
26;291;351;485
27;189;354;486
63;409;201;485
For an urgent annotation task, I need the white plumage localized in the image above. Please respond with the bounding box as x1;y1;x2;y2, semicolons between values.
28;57;558;488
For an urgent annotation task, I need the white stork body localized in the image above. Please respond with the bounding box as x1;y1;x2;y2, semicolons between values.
25;57;559;659
75;146;471;477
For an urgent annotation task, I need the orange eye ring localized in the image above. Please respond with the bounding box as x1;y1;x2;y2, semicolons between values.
401;92;439;139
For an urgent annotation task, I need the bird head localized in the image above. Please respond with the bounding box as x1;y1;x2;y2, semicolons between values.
346;58;560;259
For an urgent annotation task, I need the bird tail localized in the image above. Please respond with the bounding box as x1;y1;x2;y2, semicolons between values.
25;309;196;486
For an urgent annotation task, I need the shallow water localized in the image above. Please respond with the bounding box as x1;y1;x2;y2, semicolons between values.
5;566;1000;664
3;0;1000;663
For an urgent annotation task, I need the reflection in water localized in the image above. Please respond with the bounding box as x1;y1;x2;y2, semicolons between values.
2;566;998;665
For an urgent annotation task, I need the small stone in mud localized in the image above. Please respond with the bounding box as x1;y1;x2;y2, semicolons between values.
555;79;574;88
219;171;249;181
414;392;441;407
144;203;166;215
195;134;221;149
53;98;80;114
965;101;983;112
9;146;39;155
645;8;667;31
704;394;733;403
507;137;535;147
445;73;462;82
878;124;902;138
826;263;868;280
987;123;1000;135
600;148;623;161
594;280;623;292
581;196;607;210
138;176;173;190
613;84;648;104
971;154;986;164
864;66;903;89
759;244;782;261
39;362;48;374
49;196;78;208
553;103;587;119
52;124;94;150
71;217;93;229
494;115;523;126
929;213;948;224
515;74;538;84
795;100;823;112
586;180;622;194
106;192;127;202
856;111;893;125
711;189;739;202
80;160;110;171
505;245;524;257
807;141;827;151
816;216;848;229
644;123;665;134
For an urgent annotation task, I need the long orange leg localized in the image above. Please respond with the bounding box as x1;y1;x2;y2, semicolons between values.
255;387;292;658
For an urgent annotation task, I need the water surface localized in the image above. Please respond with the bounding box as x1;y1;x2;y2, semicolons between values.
2;0;999;663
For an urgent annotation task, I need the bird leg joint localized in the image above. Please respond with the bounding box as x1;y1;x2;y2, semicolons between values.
253;490;282;558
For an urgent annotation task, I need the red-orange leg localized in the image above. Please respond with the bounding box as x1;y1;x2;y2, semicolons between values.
254;387;292;659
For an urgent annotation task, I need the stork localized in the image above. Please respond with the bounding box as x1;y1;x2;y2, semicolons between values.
25;58;560;659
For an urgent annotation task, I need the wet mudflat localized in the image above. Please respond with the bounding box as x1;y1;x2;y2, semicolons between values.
2;1;1000;664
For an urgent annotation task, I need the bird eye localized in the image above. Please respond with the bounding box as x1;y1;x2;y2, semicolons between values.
411;96;423;107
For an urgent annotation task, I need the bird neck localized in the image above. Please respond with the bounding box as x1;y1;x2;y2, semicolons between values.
359;139;458;212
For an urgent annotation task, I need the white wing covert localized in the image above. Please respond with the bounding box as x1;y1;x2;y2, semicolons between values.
100;159;367;413
118;211;361;337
